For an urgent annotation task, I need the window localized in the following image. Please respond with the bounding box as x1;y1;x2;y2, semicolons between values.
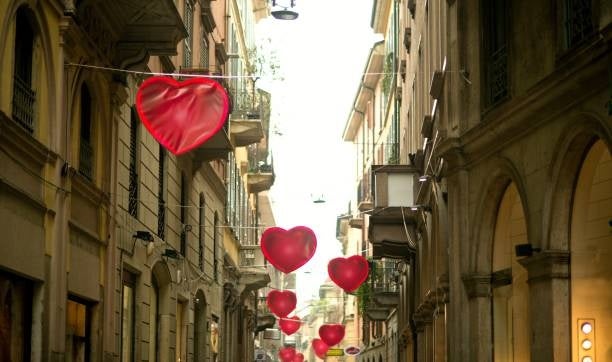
66;297;91;362
12;7;36;133
183;1;194;67
180;173;188;256
121;272;136;362
128;107;139;218
482;0;509;107
213;212;219;280
562;0;593;49
79;85;94;180
199;194;205;270
157;146;166;239
200;30;209;69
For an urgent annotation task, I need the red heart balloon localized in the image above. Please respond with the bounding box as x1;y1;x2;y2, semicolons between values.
279;315;301;336
319;324;345;347
311;338;329;359
260;226;317;273
278;347;296;362
328;255;370;292
135;76;230;155
266;290;297;318
293;352;305;362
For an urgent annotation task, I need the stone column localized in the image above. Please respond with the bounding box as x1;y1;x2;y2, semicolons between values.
518;250;570;362
462;273;493;362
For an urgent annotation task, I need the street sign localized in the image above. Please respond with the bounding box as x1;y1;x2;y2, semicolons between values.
326;348;344;356
344;346;361;356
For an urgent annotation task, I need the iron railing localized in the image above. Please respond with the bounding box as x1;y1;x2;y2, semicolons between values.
12;74;35;133
370;260;399;293
79;140;94;180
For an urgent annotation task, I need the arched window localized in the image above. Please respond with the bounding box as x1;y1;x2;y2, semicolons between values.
12;7;36;133
199;194;206;271
79;84;93;180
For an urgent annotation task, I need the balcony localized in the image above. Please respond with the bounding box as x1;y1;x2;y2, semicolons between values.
73;0;187;68
368;165;419;259
229;90;264;147
12;74;35;133
370;261;399;307
189;121;232;164
247;163;275;194
256;297;276;333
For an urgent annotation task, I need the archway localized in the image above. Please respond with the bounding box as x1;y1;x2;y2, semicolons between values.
570;140;612;361
491;183;530;361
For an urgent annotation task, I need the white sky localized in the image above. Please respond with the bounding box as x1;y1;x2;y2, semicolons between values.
256;0;378;305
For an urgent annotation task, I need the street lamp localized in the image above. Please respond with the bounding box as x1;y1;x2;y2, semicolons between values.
271;0;299;20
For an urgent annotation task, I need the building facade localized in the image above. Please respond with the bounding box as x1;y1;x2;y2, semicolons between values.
0;0;276;361
343;0;611;361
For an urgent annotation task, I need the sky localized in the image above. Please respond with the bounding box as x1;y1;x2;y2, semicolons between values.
255;0;379;305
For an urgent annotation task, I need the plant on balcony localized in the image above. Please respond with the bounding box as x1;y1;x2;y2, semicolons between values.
353;259;379;315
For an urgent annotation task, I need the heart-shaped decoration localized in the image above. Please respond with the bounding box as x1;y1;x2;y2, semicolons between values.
266;290;297;318
260;226;317;273
328;255;370;292
293;352;304;362
135;76;230;155
319;324;345;347
279;315;301;336
278;347;296;362
311;338;329;359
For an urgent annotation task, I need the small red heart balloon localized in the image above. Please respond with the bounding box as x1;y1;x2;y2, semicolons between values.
260;226;317;273
293;352;305;362
266;290;297;318
278;347;296;362
328;255;370;292
312;338;330;359
135;76;230;155
279;315;301;336
319;324;345;347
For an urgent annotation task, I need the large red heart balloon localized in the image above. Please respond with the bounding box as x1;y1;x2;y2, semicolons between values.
266;290;297;318
293;352;304;362
328;255;370;292
279;315;301;336
278;347;296;362
319;324;345;347
135;76;230;155
311;338;329;359
260;226;317;273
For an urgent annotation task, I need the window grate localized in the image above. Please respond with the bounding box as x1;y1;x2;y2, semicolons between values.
180;174;187;256
128;108;139;218
183;1;194;67
200;33;209;69
483;0;509;108
564;0;593;49
12;74;35;133
157;146;166;239
79;140;94;180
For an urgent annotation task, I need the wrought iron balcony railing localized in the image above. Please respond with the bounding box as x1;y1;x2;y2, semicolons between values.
12;74;35;133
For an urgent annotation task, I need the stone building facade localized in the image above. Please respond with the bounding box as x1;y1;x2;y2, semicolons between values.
0;0;275;361
343;0;611;361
